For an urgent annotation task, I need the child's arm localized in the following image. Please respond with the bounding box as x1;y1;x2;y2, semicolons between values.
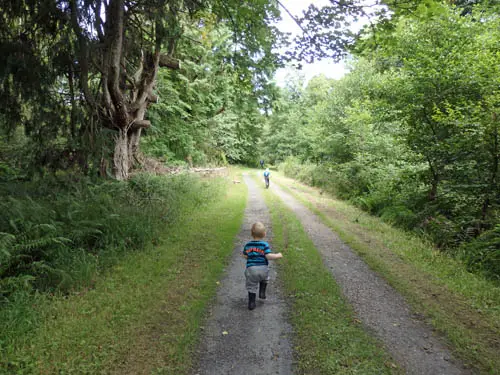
265;252;283;260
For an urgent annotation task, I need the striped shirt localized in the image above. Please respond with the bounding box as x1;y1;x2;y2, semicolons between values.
243;240;272;268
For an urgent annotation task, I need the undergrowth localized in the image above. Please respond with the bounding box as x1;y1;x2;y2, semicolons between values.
279;157;500;281
0;172;225;368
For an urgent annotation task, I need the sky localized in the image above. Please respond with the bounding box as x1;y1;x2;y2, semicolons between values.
273;0;356;86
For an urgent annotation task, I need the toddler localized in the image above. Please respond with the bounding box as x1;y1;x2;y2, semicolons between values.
242;222;283;310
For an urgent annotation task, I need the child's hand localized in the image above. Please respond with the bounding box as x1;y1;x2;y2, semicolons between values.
265;252;283;260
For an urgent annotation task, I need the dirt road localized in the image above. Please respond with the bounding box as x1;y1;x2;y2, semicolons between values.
195;174;293;375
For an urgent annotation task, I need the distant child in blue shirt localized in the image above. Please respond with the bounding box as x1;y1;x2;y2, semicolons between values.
242;222;283;310
263;168;270;188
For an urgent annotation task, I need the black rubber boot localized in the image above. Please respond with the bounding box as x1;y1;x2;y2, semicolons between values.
248;292;256;310
259;282;267;299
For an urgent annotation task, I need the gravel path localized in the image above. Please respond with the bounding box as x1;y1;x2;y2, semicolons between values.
194;174;293;375
270;180;471;375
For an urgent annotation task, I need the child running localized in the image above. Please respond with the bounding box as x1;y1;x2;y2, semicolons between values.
242;222;283;310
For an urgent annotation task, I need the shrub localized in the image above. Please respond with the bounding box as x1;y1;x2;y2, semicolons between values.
279;156;304;179
379;205;419;230
281;156;500;280
458;225;500;281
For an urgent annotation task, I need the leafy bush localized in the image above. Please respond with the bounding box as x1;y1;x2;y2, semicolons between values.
280;158;343;195
0;163;18;182
379;205;419;229
280;157;304;179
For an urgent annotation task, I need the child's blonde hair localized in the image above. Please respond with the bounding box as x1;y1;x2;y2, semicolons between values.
251;222;266;239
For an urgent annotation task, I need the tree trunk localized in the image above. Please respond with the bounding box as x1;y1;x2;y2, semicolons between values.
128;128;143;167
482;113;499;220
114;128;129;180
100;0;179;179
426;157;439;201
68;68;77;139
127;101;149;168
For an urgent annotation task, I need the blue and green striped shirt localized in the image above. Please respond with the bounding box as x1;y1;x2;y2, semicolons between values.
243;240;272;268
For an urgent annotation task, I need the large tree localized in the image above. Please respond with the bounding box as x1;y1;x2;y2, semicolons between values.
68;0;283;179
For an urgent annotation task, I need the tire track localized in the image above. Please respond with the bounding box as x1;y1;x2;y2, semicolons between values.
194;174;293;375
270;180;471;375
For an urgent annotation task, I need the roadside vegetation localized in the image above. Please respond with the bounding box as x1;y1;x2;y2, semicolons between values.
257;174;400;374
272;172;500;373
262;3;500;283
0;172;247;374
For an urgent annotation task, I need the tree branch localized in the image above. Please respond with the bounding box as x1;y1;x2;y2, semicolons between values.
159;54;180;69
129;119;151;131
277;0;308;36
106;0;128;124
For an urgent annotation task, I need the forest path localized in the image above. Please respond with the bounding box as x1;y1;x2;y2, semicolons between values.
269;175;471;375
194;173;293;375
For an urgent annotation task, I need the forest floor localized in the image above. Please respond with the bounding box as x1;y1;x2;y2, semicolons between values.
193;170;480;374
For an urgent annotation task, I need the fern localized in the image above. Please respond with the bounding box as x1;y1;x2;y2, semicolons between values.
0;173;224;295
460;225;500;280
0;232;16;257
0;274;36;298
0;224;71;281
13;236;70;253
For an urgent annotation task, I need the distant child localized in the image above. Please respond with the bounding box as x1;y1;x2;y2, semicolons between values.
260;159;265;168
264;168;270;188
242;222;283;310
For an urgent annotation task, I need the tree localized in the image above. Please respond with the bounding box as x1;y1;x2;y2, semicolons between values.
373;3;500;219
142;12;278;166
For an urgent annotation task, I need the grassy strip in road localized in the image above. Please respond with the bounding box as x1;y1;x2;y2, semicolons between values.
273;173;500;374
1;173;247;375
258;174;400;375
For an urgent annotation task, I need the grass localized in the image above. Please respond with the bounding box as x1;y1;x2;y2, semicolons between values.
272;172;500;374
256;172;401;375
0;171;247;374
